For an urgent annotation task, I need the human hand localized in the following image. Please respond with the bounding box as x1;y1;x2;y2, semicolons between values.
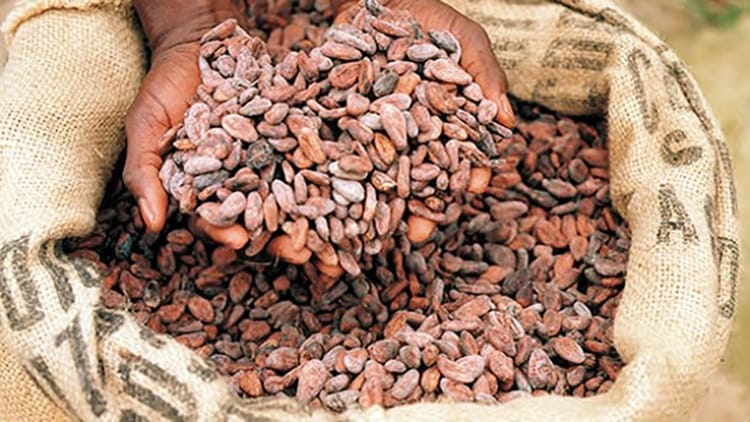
124;0;250;249
333;0;516;245
333;0;515;128
125;0;516;254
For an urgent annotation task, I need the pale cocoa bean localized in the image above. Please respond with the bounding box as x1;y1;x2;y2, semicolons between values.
320;41;363;60
391;369;420;400
437;356;485;384
476;100;498;125
380;104;408;151
453;296;493;320
384;359;408;374
487;350;514;383
387;37;409;61
220;191;247;218
399;345;422;369
261;85;298;102
240;97;273;116
440;378;473;402
196;202;235;227
296;359;329;403
325;374;351;393
527;348;555;389
332;178;365;202
243;192;264;231
343;348;368;374
425;59;471;85
552;337;586;364
271;180;296;213
370;17;412;37
265;347;299;371
184;156;223;175
326;27;376;54
363;338;398;363
185;102;211;142
222;114;258;142
462;83;483;102
371;93;412;112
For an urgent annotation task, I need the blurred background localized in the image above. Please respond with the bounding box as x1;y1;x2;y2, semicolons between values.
1;0;749;419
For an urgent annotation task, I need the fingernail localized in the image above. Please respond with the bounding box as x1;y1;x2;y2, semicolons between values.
498;95;516;127
138;198;156;231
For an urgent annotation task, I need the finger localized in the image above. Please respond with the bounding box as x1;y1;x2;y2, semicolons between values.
189;216;250;250
124;93;171;234
457;24;515;127
124;48;200;234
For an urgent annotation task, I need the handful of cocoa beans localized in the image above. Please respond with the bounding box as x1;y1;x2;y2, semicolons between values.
158;0;513;277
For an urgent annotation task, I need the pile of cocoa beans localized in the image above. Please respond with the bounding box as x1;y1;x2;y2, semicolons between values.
70;99;625;411
65;0;628;412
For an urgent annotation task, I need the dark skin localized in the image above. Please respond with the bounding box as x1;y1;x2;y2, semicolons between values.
125;0;515;249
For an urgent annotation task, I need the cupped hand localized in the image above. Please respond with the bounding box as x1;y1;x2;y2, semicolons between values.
124;0;249;248
333;0;516;246
334;0;515;128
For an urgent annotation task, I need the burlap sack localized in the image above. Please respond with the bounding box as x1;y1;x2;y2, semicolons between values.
0;0;739;420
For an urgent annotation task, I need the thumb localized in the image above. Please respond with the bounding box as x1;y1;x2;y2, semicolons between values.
123;43;200;233
124;47;200;233
124;93;170;234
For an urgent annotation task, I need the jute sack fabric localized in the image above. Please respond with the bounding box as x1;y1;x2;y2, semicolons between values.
0;0;739;421
0;3;142;421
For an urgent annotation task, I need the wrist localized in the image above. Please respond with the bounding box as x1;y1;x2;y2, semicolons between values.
134;0;244;55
